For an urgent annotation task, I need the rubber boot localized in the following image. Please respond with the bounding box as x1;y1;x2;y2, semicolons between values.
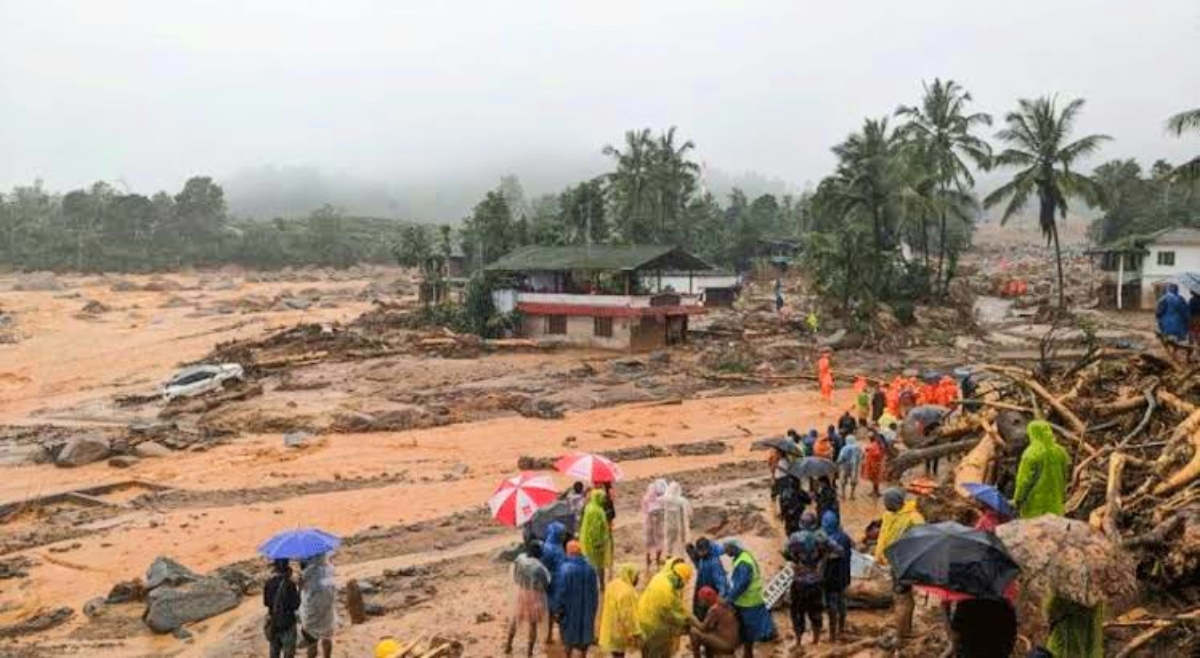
895;590;915;639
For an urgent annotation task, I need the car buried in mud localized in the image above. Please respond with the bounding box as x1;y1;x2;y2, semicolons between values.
162;363;245;402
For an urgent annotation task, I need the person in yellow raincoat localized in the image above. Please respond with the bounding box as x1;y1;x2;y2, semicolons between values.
598;564;642;657
637;561;693;658
874;488;925;639
579;489;613;587
1014;420;1070;518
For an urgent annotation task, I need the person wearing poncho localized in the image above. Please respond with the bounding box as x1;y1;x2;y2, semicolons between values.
298;553;337;658
637;561;694;658
661;482;692;559
1045;595;1104;658
540;521;568;644
504;543;551;657
688;537;728;621
580;489;614;587
552;541;599;657
1014;420;1070;518
641;479;669;567
722;539;774;653
874;488;925;639
836;434;864;499
598;564;642;656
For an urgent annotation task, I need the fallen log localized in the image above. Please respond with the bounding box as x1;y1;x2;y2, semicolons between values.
1123;513;1186;550
983;365;1087;435
954;426;998;496
1154;429;1200;495
1098;453;1127;539
1112;607;1200;658
888;438;980;479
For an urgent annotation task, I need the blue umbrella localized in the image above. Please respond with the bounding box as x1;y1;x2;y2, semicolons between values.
258;528;341;560
962;483;1016;519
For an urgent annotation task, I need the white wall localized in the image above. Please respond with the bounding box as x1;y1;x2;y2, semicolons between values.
640;273;741;294
1139;243;1200;308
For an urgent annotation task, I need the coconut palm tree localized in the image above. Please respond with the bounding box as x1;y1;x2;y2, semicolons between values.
896;79;992;294
831;117;907;255
1167;108;1200;180
652;126;700;241
602;129;655;243
984;96;1110;308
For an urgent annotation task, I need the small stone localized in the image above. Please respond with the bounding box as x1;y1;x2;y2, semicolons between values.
172;627;194;642
108;455;140;469
475;611;495;624
363;602;385;617
83;597;106;618
283;431;313;448
450;462;470;477
106;578;147;604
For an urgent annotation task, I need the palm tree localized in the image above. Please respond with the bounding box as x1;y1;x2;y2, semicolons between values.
1167;108;1200;180
602;129;655;242
896;79;992;294
831;117;906;255
652;126;700;241
984;96;1110;308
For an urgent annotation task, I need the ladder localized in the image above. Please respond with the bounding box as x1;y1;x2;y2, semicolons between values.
762;564;794;609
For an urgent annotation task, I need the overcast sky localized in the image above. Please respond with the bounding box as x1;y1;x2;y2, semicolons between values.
2;0;1198;198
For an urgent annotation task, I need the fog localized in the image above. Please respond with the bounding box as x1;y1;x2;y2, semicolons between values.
1;0;1197;220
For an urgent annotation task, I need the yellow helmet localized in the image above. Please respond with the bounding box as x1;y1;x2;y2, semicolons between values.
375;639;403;658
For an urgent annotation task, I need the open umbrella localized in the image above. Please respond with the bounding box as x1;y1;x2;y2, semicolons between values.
751;437;804;457
785;457;838;481
258;528;341;560
554;453;623;484
488;472;559;527
995;515;1137;608
884;521;1020;599
961;482;1017;519
522;499;578;545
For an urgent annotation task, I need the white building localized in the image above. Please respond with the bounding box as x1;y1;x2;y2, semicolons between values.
1090;227;1200;310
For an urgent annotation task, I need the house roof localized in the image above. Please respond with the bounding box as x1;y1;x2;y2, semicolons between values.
485;244;712;273
1148;227;1200;247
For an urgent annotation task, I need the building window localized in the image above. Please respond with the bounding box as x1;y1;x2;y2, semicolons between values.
547;315;567;335
1158;251;1176;266
594;316;613;338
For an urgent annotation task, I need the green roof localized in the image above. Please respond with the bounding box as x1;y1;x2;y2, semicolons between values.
485;244;712;273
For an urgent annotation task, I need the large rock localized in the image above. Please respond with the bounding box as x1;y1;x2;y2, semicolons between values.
133;442;173;459
54;436;112;467
143;577;240;633
145;557;199;590
107;579;147;604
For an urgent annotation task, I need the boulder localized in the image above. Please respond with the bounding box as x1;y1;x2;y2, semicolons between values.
133;442;173;459
108;455;140;469
143;577;240;633
331;411;377;432
54;436;112;467
145;556;199;590
106;579;147;604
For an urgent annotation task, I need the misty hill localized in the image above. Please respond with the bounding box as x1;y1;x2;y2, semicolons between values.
222;162;799;223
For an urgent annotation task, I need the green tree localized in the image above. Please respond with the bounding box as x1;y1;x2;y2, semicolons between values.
603;129;656;243
984;96;1110;308
306;204;354;267
1167;108;1200;180
830;117;907;257
896;79;992;293
461;189;516;269
559;179;608;245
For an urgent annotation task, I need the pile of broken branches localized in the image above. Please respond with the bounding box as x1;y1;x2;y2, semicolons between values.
893;350;1200;654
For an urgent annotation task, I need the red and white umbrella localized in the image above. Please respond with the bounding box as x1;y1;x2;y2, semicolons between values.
488;472;559;527
554;453;624;484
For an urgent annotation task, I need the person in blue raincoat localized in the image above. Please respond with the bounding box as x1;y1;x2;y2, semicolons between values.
722;538;775;654
687;537;728;622
552;540;599;657
540;522;567;644
1156;283;1190;342
821;511;855;643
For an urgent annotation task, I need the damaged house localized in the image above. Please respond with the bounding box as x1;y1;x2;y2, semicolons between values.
487;244;712;350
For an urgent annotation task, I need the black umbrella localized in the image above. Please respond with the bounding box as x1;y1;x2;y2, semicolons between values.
521;500;577;546
785;457;838;481
751;436;804;457
884;521;1020;599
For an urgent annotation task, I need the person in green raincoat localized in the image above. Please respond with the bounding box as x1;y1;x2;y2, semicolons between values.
1013;420;1070;518
1045;595;1104;658
579;489;613;587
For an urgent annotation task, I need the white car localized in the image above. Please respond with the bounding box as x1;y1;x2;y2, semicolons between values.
162;363;244;402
